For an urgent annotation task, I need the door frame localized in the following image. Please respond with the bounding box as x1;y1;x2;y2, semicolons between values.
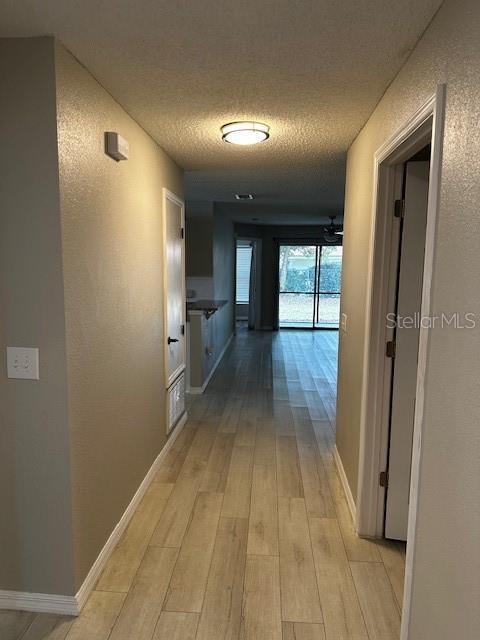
354;86;446;639
162;188;186;389
234;236;262;331
384;160;430;541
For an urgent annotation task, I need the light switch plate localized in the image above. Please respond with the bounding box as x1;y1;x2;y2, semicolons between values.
7;347;39;380
341;313;348;333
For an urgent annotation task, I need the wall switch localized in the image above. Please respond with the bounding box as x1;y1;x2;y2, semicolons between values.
341;313;348;333
7;347;39;380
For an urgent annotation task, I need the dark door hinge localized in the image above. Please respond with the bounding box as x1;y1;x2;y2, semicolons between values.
180;324;185;335
386;340;396;358
394;199;405;219
181;227;184;239
379;470;389;488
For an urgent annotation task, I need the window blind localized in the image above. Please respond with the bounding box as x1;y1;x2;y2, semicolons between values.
236;245;252;304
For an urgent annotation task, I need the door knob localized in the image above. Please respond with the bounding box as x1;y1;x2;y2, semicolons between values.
168;337;179;345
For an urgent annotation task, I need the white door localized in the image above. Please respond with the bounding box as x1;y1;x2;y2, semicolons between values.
385;161;429;541
163;189;186;388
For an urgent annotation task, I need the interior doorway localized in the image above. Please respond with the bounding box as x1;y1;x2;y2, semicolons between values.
354;87;445;640
278;243;342;329
235;237;262;330
384;155;430;541
162;189;187;434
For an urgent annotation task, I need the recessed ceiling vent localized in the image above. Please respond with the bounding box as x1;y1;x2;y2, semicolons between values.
235;194;254;200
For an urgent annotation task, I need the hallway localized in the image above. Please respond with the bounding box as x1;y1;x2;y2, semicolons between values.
3;330;405;640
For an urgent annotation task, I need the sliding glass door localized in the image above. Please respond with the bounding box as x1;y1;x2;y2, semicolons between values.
315;245;342;328
278;244;342;329
278;245;316;328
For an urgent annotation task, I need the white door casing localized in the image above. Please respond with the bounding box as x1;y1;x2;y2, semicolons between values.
353;85;446;640
385;161;430;541
163;189;186;388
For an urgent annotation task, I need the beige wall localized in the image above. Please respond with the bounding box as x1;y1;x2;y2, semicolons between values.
337;0;480;636
54;42;183;589
1;36;183;596
0;38;75;595
213;208;235;352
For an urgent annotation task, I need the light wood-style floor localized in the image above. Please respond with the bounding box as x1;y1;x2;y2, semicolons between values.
2;329;405;640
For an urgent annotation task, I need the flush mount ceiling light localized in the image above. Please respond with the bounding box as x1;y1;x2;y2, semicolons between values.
221;121;270;145
235;194;254;200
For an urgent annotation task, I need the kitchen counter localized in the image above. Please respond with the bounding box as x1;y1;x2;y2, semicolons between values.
187;299;228;315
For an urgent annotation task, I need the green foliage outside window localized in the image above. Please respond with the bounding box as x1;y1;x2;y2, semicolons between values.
279;245;342;293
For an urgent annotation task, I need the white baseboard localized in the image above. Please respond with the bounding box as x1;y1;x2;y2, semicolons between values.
188;333;233;394
333;445;357;525
0;590;79;616
0;412;188;617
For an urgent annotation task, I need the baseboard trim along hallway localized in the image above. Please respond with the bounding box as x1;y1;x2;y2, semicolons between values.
0;590;79;617
333;444;357;525
0;412;189;616
188;333;234;394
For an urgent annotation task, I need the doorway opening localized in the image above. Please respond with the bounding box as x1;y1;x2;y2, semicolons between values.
235;238;262;330
354;87;445;640
384;148;430;542
278;243;342;329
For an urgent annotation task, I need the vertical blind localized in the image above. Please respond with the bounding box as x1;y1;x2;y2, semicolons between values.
236;245;252;304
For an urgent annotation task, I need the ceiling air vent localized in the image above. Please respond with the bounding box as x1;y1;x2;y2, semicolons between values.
235;194;254;200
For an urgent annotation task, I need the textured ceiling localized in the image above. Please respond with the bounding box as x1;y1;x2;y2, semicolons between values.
0;0;442;220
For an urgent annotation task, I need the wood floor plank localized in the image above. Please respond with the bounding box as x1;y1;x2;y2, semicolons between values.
221;445;254;518
276;436;304;498
305;391;329;421
187;395;214;421
376;539;406;611
287;380;307;407
163;492;223;613
248;419;278;555
309;518;368;639
350;561;401;640
297;439;335;519
150;423;216;547
311;420;336;459
234;398;257;447
278;497;323;624
108;547;178;640
0;611;35;640
248;460;279;556
282;621;326;640
152;612;198;640
154;426;197;483
200;433;235;492
205;392;227;418
97;482;173;592
196;517;248;640
20;614;73;640
218;397;243;433
272;379;290;405
273;404;296;436
240;555;282;640
65;591;126;640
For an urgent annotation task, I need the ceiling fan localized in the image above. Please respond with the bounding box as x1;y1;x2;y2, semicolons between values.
323;216;343;243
